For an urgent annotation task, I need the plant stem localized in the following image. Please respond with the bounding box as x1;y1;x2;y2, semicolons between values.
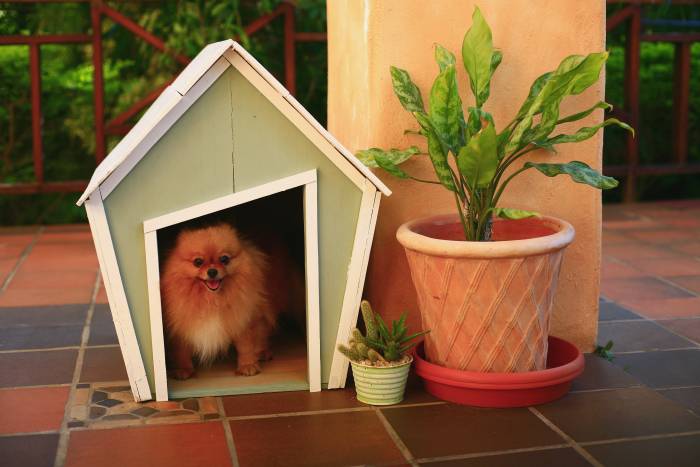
453;191;470;240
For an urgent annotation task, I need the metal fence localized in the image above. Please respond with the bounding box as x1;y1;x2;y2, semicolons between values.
0;0;324;195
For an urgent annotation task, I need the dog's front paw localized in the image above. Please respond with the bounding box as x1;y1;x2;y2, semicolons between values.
170;367;195;380
236;362;261;376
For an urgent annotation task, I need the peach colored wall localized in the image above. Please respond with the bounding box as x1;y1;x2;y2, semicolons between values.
328;0;606;351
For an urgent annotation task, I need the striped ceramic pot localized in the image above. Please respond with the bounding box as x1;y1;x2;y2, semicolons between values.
396;214;575;373
350;357;412;405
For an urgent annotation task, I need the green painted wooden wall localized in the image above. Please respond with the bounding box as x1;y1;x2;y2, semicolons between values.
103;66;363;391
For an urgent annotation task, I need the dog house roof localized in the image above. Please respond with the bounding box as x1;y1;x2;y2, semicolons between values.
76;39;390;206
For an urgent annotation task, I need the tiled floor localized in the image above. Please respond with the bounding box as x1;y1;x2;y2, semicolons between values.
1;202;700;466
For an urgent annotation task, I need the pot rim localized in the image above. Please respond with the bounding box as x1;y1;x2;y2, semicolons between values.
349;355;413;369
396;213;575;259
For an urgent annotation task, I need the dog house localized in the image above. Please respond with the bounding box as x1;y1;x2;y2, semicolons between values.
77;40;390;401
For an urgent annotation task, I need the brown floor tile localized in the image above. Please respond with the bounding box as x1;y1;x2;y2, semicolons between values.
657;318;700;344
0;386;70;434
601;258;646;280
602;243;677;261
614;349;700;388
657;387;700;415
421;447;590;466
597;321;696;352
624;257;700;278
88;305;118;346
0;350;77;388
0;433;59;467
381;404;562;459
223;388;363;417
80;347;127;383
671;241;700;257
629;229;699;243
670;275;700;294
0;326;84;351
230;411;404;467
399;373;440;405
0;288;96;307
65;422;231;467
601;277;692;303
571;354;641;392
9;270;97;290
95;286;108;304
586;434;700;467
537;387;700;442
0;304;88;327
598;300;641;321
619;297;700;319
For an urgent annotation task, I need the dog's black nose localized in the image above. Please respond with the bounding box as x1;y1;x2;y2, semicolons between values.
207;268;218;279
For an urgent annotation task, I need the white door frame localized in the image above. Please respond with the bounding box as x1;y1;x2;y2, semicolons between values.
143;169;321;401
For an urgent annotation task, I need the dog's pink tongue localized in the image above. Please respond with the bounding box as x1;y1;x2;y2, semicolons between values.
207;280;221;290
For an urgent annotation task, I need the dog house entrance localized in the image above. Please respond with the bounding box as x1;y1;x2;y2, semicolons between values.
143;171;320;401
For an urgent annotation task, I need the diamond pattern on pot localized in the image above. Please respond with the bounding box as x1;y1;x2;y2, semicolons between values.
405;249;564;372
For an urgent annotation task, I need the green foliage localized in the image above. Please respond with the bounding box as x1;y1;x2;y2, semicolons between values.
357;7;633;241
337;300;429;364
0;0;326;224
594;340;615;362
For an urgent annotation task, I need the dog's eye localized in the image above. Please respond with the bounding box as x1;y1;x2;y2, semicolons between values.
219;255;230;265
193;258;204;267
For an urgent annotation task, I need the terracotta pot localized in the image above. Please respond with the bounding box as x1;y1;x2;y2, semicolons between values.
396;214;574;373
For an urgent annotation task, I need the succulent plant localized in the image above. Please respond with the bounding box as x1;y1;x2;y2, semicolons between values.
338;300;429;364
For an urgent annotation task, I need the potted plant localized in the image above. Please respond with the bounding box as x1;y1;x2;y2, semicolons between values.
357;7;632;374
338;300;428;405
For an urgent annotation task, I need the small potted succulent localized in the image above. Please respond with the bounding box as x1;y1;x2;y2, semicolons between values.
357;7;633;374
338;300;428;405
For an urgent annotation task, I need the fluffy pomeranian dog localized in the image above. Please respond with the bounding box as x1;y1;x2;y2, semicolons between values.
160;222;300;379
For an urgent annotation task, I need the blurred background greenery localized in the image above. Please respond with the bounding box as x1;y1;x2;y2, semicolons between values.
0;1;698;224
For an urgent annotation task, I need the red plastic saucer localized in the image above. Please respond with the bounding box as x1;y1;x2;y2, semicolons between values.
413;336;584;408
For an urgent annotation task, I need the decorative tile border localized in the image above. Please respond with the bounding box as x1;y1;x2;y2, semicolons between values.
68;381;219;428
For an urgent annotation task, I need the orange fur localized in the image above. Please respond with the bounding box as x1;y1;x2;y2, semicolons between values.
160;223;277;379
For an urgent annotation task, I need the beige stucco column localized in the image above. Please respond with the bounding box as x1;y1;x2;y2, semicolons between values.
328;0;606;351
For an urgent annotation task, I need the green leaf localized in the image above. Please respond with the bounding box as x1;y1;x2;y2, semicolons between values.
525;160;619;190
415;112;457;191
493;208;541;220
545;118;634;146
435;43;456;72
429;65;464;153
355;146;421;168
461;6;494;107
557;101;612;124
457;123;498;188
390;66;425;113
508;52;609;153
466;107;494;140
490;50;503;76
515;71;553;119
374;152;410;179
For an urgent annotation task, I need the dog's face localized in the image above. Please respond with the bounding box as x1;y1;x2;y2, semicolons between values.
169;224;242;293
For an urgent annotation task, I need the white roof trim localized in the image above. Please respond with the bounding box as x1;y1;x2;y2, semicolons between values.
77;40;390;206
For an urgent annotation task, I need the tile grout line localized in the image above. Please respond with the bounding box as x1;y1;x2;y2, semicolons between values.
414;443;571;464
0;344;120;354
0;226;43;294
600;294;700;349
53;272;101;467
528;407;603;467
373;407;418;467
578;429;700;447
216;397;240;467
